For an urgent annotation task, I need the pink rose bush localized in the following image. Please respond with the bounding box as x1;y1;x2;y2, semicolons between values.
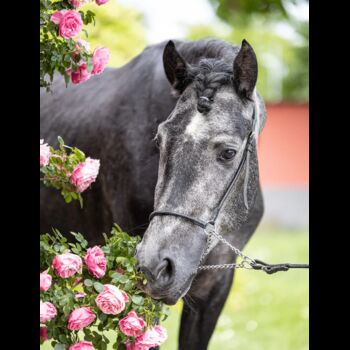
69;341;95;350
41;1;110;89
51;10;83;39
68;307;96;330
92;47;110;75
40;301;57;323
96;0;110;5
40;269;52;291
40;136;100;206
71;157;100;192
52;252;83;278
84;246;107;278
126;326;167;350
40;226;169;349
96;284;129;314
40;139;51;167
40;326;49;341
119;311;146;337
69;0;91;8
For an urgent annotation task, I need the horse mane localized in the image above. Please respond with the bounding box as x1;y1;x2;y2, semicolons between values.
172;39;239;113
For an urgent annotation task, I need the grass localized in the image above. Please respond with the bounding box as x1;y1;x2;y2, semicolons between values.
42;227;309;350
162;227;309;350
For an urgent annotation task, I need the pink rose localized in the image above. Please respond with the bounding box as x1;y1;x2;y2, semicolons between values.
96;0;109;5
96;284;129;315
40;270;52;291
40;327;48;341
84;246;107;278
69;0;90;8
40;139;51;167
69;341;95;350
51;10;83;39
75;292;87;299
40;301;57;323
70;158;100;193
52;252;82;278
135;325;168;349
74;38;91;53
92;47;110;75
68;307;96;331
119;311;146;337
70;63;92;85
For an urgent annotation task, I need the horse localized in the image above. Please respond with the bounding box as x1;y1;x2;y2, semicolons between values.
40;38;266;349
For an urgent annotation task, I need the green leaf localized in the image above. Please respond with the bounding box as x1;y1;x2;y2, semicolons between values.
84;279;93;287
57;136;65;148
131;295;144;305
94;281;105;293
99;312;108;322
54;344;66;350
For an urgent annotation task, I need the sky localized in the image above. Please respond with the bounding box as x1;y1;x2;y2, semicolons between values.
118;0;309;44
118;0;222;43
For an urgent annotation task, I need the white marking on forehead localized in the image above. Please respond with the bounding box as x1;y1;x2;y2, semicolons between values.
184;112;208;141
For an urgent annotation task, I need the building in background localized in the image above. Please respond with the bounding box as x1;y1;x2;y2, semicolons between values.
258;103;309;229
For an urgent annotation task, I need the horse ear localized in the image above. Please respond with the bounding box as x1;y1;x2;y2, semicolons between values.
233;39;258;100
163;40;190;94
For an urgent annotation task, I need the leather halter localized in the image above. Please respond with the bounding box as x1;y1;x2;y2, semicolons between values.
149;108;256;233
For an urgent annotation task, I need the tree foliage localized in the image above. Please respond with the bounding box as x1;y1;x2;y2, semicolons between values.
190;0;309;102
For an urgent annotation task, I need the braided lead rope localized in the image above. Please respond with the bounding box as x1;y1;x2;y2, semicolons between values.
198;225;310;274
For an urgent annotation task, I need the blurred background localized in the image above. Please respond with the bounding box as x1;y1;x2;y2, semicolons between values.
79;0;309;349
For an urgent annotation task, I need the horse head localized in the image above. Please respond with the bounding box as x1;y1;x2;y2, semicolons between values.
136;39;266;305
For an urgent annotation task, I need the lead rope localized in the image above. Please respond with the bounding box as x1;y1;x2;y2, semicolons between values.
198;223;309;274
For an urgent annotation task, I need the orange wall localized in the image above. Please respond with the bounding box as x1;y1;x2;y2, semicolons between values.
258;103;309;188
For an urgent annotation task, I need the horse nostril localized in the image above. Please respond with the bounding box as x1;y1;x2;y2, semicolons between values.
155;258;174;284
136;264;141;272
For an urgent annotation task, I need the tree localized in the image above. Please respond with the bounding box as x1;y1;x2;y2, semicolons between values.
187;0;309;102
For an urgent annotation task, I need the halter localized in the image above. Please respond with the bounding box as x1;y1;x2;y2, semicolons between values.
149;107;309;274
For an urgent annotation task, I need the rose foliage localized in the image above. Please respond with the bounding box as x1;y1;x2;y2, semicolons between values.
40;136;100;207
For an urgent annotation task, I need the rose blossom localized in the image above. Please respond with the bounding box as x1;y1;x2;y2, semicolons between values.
69;341;95;350
75;292;87;299
52;252;82;278
70;158;100;192
96;0;109;5
68;307;96;330
92;47;110;75
84;246;107;278
69;0;90;8
40;327;48;341
70;63;92;85
95;284;129;315
75;38;91;53
40;139;51;167
119;311;146;337
135;325;168;349
51;10;83;39
40;270;52;291
40;301;57;323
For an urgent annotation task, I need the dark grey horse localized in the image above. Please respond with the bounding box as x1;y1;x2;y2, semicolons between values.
40;38;266;349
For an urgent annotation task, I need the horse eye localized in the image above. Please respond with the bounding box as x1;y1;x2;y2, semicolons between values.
219;149;236;161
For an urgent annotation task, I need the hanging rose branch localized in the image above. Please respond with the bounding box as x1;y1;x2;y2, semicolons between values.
40;0;110;90
40;137;100;207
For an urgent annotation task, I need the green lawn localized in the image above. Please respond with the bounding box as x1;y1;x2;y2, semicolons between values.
42;227;309;350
